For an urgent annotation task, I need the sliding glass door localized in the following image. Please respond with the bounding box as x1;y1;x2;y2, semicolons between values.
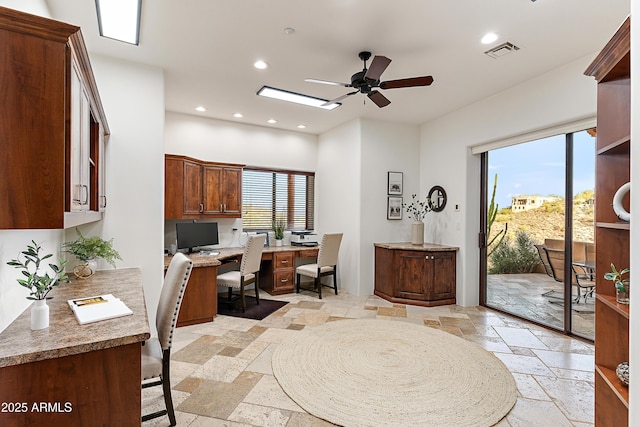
481;129;595;340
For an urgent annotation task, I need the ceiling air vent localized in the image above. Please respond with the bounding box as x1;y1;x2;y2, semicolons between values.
484;42;520;59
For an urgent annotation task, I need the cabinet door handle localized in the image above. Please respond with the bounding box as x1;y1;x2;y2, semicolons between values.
426;256;434;260
82;185;89;205
281;279;288;283
73;185;82;203
219;203;223;212
199;203;204;213
100;195;107;208
281;260;289;264
223;204;226;212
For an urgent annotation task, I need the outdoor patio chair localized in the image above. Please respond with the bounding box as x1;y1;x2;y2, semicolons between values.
544;247;595;305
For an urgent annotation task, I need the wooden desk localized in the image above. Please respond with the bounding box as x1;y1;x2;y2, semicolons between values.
0;268;150;427
165;245;318;325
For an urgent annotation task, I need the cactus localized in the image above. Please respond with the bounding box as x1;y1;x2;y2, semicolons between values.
487;173;507;256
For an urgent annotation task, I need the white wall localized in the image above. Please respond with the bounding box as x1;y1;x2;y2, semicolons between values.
317;120;362;294
419;53;599;306
79;55;166;329
0;0;49;16
359;119;420;295
165;112;317;171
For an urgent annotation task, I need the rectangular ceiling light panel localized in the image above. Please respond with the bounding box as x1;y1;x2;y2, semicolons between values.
95;0;142;45
257;86;340;110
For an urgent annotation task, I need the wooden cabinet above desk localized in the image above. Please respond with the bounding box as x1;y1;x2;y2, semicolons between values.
165;154;243;219
374;243;458;307
0;7;109;229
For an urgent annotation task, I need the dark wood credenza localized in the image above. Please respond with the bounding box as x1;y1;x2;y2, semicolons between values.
374;242;458;307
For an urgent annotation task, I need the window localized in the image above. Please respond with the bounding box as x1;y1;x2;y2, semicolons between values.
242;168;315;231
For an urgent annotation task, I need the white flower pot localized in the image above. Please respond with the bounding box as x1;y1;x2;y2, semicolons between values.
31;299;49;330
411;221;424;245
275;239;283;247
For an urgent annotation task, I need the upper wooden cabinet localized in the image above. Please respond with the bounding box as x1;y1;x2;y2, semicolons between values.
0;7;109;229
165;154;243;219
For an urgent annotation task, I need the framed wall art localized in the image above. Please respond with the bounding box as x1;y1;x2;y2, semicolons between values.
387;171;403;195
387;196;403;220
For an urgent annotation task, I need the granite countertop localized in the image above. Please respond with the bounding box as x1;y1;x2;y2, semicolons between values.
374;242;459;251
164;245;319;268
0;268;150;368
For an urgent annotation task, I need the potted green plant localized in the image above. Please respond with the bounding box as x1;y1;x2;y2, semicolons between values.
272;218;286;246
604;263;630;304
7;240;69;330
63;228;122;278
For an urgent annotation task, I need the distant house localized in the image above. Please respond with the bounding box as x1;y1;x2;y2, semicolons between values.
511;195;559;212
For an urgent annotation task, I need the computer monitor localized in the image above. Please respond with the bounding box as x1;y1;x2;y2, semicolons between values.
176;221;219;253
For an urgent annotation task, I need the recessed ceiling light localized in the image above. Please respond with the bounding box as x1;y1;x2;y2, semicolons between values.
267;119;277;124
195;106;206;112
283;27;295;35
297;124;306;129
254;60;268;70
233;113;243;118
481;32;498;44
95;0;142;45
257;86;340;110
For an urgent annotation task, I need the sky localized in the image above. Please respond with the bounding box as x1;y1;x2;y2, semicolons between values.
488;130;595;209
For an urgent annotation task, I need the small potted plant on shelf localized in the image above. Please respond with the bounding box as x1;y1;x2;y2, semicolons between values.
402;194;433;245
604;263;630;304
7;240;69;330
272;218;286;247
63;228;122;278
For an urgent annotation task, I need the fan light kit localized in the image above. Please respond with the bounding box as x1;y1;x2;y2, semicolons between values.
305;51;434;108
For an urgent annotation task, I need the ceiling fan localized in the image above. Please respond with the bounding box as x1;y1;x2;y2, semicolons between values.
306;51;434;108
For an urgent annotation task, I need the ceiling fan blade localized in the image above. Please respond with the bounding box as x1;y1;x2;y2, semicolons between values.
380;76;434;89
368;90;391;108
364;55;391;81
305;78;352;87
321;90;358;106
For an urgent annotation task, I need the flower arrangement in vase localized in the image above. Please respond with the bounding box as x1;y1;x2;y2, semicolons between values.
63;228;122;278
7;240;69;330
403;194;432;245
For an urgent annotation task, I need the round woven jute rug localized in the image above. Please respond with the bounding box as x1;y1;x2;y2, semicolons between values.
272;318;516;427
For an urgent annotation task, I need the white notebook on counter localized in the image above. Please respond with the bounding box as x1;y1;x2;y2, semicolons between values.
68;294;133;325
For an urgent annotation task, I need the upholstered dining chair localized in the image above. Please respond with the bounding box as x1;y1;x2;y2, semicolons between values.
296;233;343;299
142;252;193;426
217;233;266;312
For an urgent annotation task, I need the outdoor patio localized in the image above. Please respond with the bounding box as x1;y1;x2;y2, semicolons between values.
487;272;595;339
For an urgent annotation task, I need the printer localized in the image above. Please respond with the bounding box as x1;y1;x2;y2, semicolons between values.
290;230;318;246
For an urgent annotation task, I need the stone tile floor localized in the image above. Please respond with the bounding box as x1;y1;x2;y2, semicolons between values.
487;273;595;340
142;289;595;426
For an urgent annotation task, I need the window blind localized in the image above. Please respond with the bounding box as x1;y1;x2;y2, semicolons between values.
242;168;314;231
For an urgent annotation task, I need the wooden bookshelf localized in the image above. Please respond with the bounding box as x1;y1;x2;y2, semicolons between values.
584;16;630;426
